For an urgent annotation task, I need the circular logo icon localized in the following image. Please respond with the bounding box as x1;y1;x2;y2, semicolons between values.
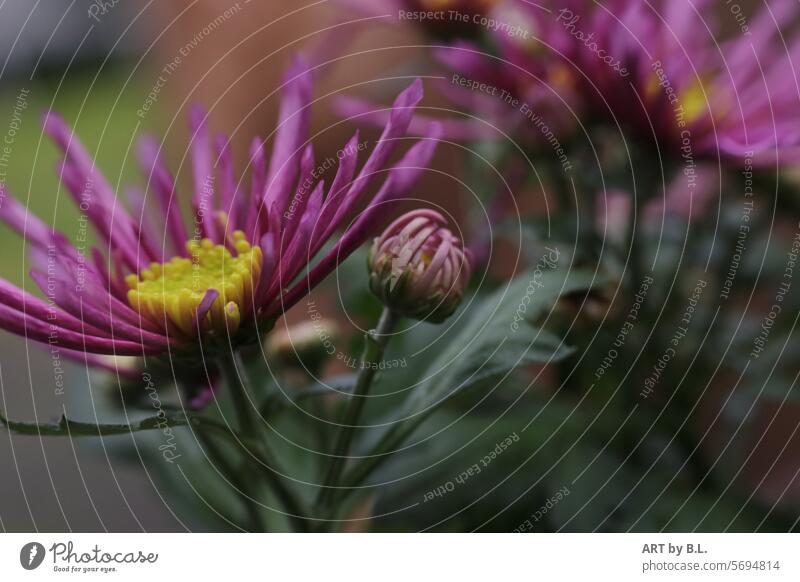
20;542;46;570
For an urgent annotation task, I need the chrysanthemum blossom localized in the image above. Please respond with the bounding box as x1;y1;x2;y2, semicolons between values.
573;0;800;166
368;209;471;322
0;57;441;364
346;0;800;166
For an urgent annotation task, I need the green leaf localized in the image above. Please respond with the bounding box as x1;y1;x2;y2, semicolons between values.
344;265;602;491
399;264;597;422
0;408;238;443
0;409;190;437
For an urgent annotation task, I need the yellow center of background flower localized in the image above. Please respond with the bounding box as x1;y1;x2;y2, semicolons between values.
678;79;712;125
126;231;263;337
645;72;716;126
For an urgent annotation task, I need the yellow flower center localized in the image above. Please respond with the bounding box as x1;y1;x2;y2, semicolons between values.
646;71;717;126
678;79;711;125
126;231;263;337
549;64;575;92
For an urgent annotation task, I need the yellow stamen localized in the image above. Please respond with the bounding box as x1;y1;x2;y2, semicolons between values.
549;64;575;91
126;230;262;336
678;78;711;124
646;72;716;125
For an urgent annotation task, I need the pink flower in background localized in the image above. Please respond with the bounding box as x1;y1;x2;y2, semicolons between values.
339;0;800;167
595;189;631;246
578;0;800;166
644;165;721;225
0;57;440;365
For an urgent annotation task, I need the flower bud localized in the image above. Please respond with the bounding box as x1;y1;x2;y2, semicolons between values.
368;209;471;323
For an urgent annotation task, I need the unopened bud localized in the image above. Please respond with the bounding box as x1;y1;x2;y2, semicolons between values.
368;209;471;323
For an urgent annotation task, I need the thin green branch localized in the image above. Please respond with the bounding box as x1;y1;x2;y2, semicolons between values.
219;351;311;532
198;431;265;532
0;408;213;437
315;308;397;522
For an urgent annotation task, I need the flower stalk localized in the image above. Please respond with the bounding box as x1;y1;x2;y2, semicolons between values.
217;351;310;532
316;307;397;521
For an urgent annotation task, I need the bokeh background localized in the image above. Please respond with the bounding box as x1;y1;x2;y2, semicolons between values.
2;0;799;533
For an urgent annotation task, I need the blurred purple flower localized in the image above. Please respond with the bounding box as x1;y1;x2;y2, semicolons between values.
579;0;800;166
341;0;800;166
596;189;631;246
644;165;721;225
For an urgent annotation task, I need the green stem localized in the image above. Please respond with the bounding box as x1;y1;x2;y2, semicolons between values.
579;183;597;262
0;408;225;438
339;424;409;496
626;154;664;298
220;351;257;438
625;182;643;292
248;444;311;532
197;431;264;531
218;351;310;532
315;308;397;520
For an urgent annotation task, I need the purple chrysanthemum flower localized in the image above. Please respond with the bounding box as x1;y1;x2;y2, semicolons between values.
563;0;800;166
343;0;800;166
0;58;440;368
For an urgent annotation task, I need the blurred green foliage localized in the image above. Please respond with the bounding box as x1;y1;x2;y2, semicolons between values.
0;67;144;286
